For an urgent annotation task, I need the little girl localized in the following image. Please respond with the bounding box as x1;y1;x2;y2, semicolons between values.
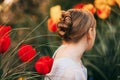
45;9;96;80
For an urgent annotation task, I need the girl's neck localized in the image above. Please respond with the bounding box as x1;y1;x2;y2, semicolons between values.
61;39;87;63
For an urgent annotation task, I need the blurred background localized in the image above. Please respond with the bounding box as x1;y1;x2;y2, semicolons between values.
0;0;120;80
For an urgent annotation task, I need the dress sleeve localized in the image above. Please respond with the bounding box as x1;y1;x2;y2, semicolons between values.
60;68;86;80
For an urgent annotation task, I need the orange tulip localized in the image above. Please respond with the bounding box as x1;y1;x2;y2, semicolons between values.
94;0;115;8
116;0;120;7
107;0;116;6
50;5;61;23
73;3;96;14
97;4;111;19
47;18;57;32
83;4;96;14
94;0;107;8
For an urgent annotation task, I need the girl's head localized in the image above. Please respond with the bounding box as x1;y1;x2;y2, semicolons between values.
57;9;96;50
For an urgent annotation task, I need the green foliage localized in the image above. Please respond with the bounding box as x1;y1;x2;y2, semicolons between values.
83;19;120;80
83;5;120;80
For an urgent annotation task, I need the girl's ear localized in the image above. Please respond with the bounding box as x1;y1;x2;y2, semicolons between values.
86;27;96;50
87;28;93;40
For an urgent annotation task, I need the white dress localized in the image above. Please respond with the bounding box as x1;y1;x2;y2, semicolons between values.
45;45;87;80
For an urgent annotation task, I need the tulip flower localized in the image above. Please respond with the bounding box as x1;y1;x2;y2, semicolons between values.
0;36;11;53
94;0;115;8
18;44;36;62
0;26;11;38
97;4;111;19
116;0;120;7
50;5;62;23
48;5;61;32
47;18;57;32
73;3;96;14
35;56;54;75
107;0;116;6
83;4;96;14
94;0;107;8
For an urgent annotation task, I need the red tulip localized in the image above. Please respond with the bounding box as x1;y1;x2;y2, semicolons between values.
47;18;57;32
73;3;84;9
0;26;11;38
18;44;36;62
0;36;11;53
35;56;54;75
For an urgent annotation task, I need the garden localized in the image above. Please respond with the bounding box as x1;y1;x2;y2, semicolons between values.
0;0;120;80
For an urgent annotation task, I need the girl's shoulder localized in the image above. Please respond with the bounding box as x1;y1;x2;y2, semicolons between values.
51;57;87;80
53;57;83;70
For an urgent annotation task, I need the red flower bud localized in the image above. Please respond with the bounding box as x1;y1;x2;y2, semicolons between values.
18;44;36;62
47;18;57;32
35;56;54;75
0;26;11;38
0;36;11;54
